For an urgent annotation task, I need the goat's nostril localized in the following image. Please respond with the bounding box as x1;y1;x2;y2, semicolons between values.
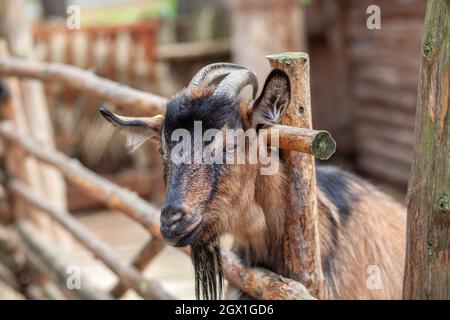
160;206;184;227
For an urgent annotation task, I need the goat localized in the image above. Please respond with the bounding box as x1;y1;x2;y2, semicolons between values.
99;63;406;300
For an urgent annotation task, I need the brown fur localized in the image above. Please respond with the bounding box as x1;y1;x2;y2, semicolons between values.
219;153;406;299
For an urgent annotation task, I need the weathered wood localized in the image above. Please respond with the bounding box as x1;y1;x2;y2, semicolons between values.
2;5;70;243
0;121;162;236
67;168;161;212
17;221;110;300
0;0;32;57
110;238;165;298
231;0;306;85
0;57;167;115
0;262;20;292
403;0;449;300
267;52;324;298
267;124;336;160
344;0;426;187
20;78;71;246
0;40;47;227
11;180;173;300
222;251;315;300
0;226;22;292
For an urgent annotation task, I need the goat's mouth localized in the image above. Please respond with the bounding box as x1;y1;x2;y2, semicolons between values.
161;216;204;247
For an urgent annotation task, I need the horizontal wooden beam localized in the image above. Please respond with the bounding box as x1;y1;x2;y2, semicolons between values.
222;251;316;300
268;124;336;160
0;122;162;236
0;58;167;115
10;180;173;300
67;168;162;212
16;221;110;300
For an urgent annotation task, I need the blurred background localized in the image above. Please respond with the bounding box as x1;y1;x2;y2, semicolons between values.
0;0;425;299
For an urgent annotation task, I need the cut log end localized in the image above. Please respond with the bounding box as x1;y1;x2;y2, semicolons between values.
312;131;336;160
266;52;309;62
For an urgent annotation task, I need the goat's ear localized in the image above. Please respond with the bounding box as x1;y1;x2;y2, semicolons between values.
250;70;290;128
99;107;163;151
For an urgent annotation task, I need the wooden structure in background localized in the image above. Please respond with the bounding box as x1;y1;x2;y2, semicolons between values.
306;0;426;185
0;54;335;299
347;0;426;185
34;21;159;86
231;0;306;85
403;0;449;300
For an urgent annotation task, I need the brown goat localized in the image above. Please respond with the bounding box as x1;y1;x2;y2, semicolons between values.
100;63;406;300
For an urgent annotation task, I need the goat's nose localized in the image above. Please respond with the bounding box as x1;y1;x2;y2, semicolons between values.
160;205;184;227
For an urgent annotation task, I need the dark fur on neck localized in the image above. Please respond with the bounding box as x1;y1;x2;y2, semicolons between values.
191;239;223;300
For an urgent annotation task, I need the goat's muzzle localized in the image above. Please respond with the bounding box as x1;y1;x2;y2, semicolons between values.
160;205;203;247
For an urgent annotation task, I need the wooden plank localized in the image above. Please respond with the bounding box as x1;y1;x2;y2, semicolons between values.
267;125;335;160
357;154;411;186
0;57;167;115
0;40;48;228
20;79;71;245
67;168;162;212
222;251;315;300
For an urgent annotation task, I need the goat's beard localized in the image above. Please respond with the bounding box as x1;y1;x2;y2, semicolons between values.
191;238;223;300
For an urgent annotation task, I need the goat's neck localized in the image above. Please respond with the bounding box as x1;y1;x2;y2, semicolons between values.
232;165;288;275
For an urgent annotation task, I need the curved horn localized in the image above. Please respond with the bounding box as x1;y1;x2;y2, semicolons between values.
213;69;258;100
188;63;248;89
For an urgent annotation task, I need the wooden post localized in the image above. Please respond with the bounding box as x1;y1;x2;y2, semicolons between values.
231;0;306;85
0;40;44;225
0;39;71;247
403;0;449;300
267;52;324;298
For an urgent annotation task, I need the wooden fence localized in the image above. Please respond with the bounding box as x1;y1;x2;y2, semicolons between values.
0;50;336;299
34;21;159;86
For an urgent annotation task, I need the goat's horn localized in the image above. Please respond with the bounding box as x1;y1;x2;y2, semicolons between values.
213;69;258;100
188;63;248;89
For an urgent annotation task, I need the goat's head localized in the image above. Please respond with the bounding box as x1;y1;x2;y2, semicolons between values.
100;63;290;299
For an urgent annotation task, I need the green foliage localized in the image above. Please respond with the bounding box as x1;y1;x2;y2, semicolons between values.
298;0;313;5
80;0;177;25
